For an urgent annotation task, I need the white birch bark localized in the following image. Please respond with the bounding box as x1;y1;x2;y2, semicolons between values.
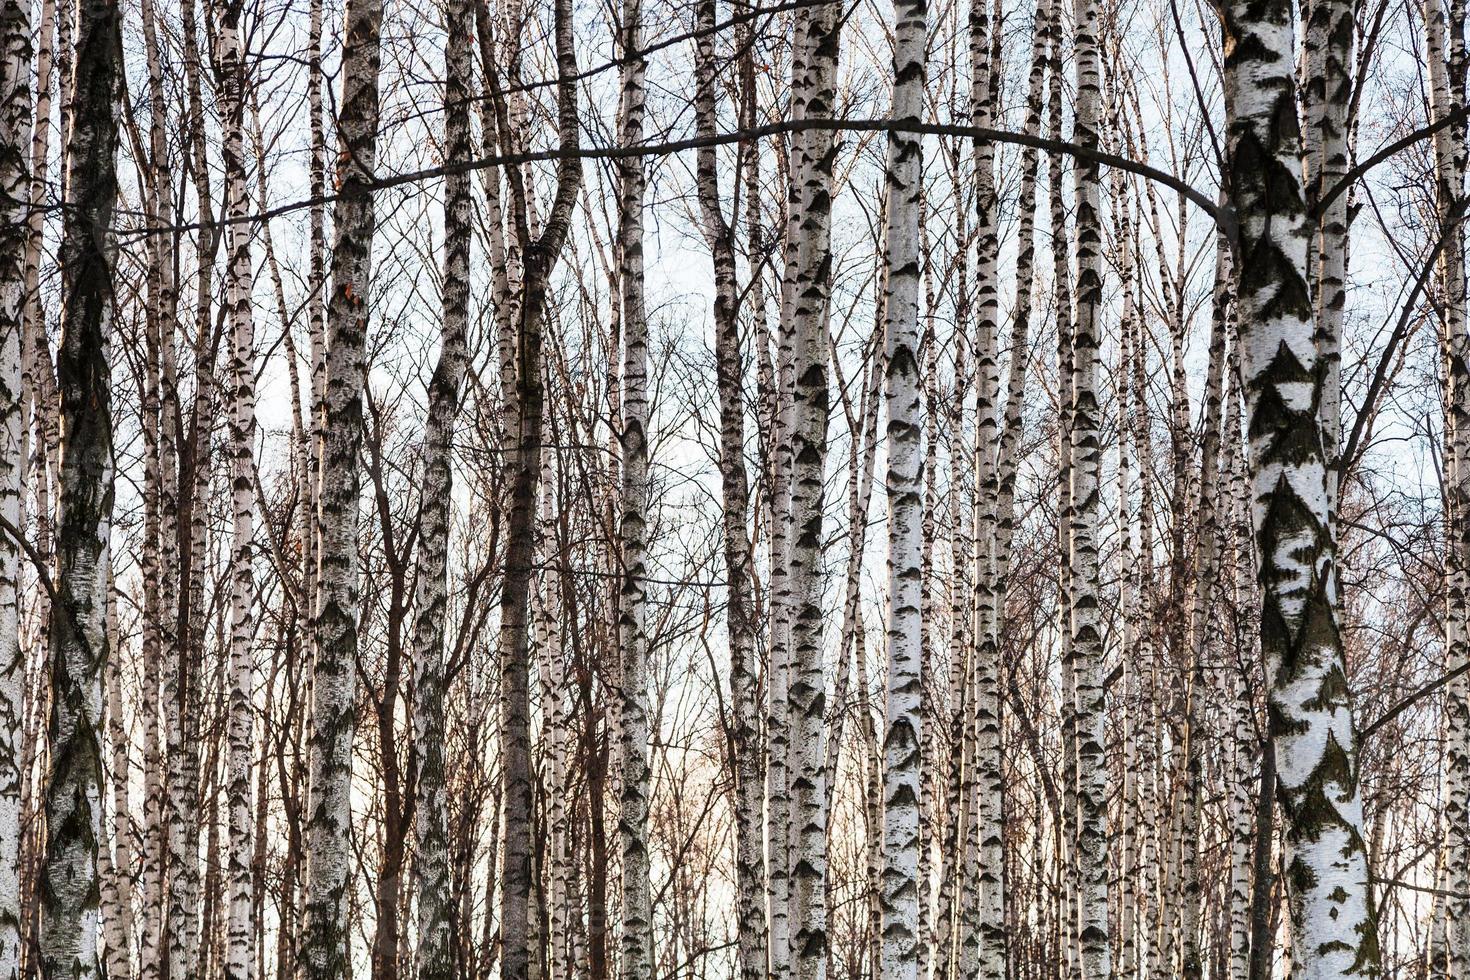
411;0;472;975
1069;0;1110;970
1224;362;1257;980
1300;0;1353;524
963;2;1008;974
784;3;841;974
878;0;927;971
168;10;218;973
135;0;171;959
102;573;131;980
1105;67;1140;976
933;194;969;980
1177;234;1233;980
1119;209;1166;980
495;3;582;974
692;7;767;976
616;0;654;968
0;0;28;967
21;0;55;499
302;0;385;968
39;0;119;968
1428;0;1470;972
1221;0;1383;968
304;0;327;622
533;459;576;980
1045;0;1079;967
219;0;257;971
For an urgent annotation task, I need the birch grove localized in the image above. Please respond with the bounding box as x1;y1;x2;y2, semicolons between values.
14;0;1470;974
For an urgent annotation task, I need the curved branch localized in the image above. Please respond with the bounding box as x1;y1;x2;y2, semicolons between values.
119;116;1224;242
1314;104;1470;220
1360;658;1470;741
1338;194;1469;480
0;512;57;605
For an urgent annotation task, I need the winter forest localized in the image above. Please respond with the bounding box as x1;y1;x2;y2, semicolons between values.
7;0;1470;966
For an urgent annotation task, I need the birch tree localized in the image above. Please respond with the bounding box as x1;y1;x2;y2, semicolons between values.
1068;0;1110;970
218;0;258;971
783;2;841;973
410;0;473;973
877;0;927;972
1221;0;1383;969
0;0;28;964
40;0;120;972
10;0;1467;974
1427;0;1470;972
302;0;386;966
494;0;583;973
692;4;766;976
616;0;655;966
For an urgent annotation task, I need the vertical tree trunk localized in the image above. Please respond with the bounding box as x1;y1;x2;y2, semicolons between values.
301;0;385;968
304;0;327;636
1221;0;1382;969
933;186;969;980
1224;360;1259;980
169;8;219;973
1122;236;1166;980
1300;0;1354;525
1069;0;1110;971
692;5;766;977
1427;0;1470;971
0;0;28;968
15;0;50;947
1104;58;1140;977
1176;235;1233;980
21;0;56;509
102;575;131;980
964;1;1008;974
616;0;654;968
877;0;927;972
494;1;582;974
136;0;174;965
39;0;119;971
219;0;257;971
411;0;472;975
783;2;841;973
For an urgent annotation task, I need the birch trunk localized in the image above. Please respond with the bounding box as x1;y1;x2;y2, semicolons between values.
877;0;927;971
169;7;220;971
533;487;569;979
1104;61;1141;976
411;0;472;975
1300;0;1353;523
304;0;327;621
136;0;173;966
21;0;55;499
302;0;385;967
964;1;1008;973
1221;0;1382;969
692;6;766;976
933;188;969;980
40;0;119;969
102;576;131;980
219;0;257;968
616;0;654;968
0;0;27;968
1045;0;1078;966
1224;363;1258;980
784;3;840;973
1428;0;1470;971
1177;235;1232;980
1069;0;1110;970
495;2;582;974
